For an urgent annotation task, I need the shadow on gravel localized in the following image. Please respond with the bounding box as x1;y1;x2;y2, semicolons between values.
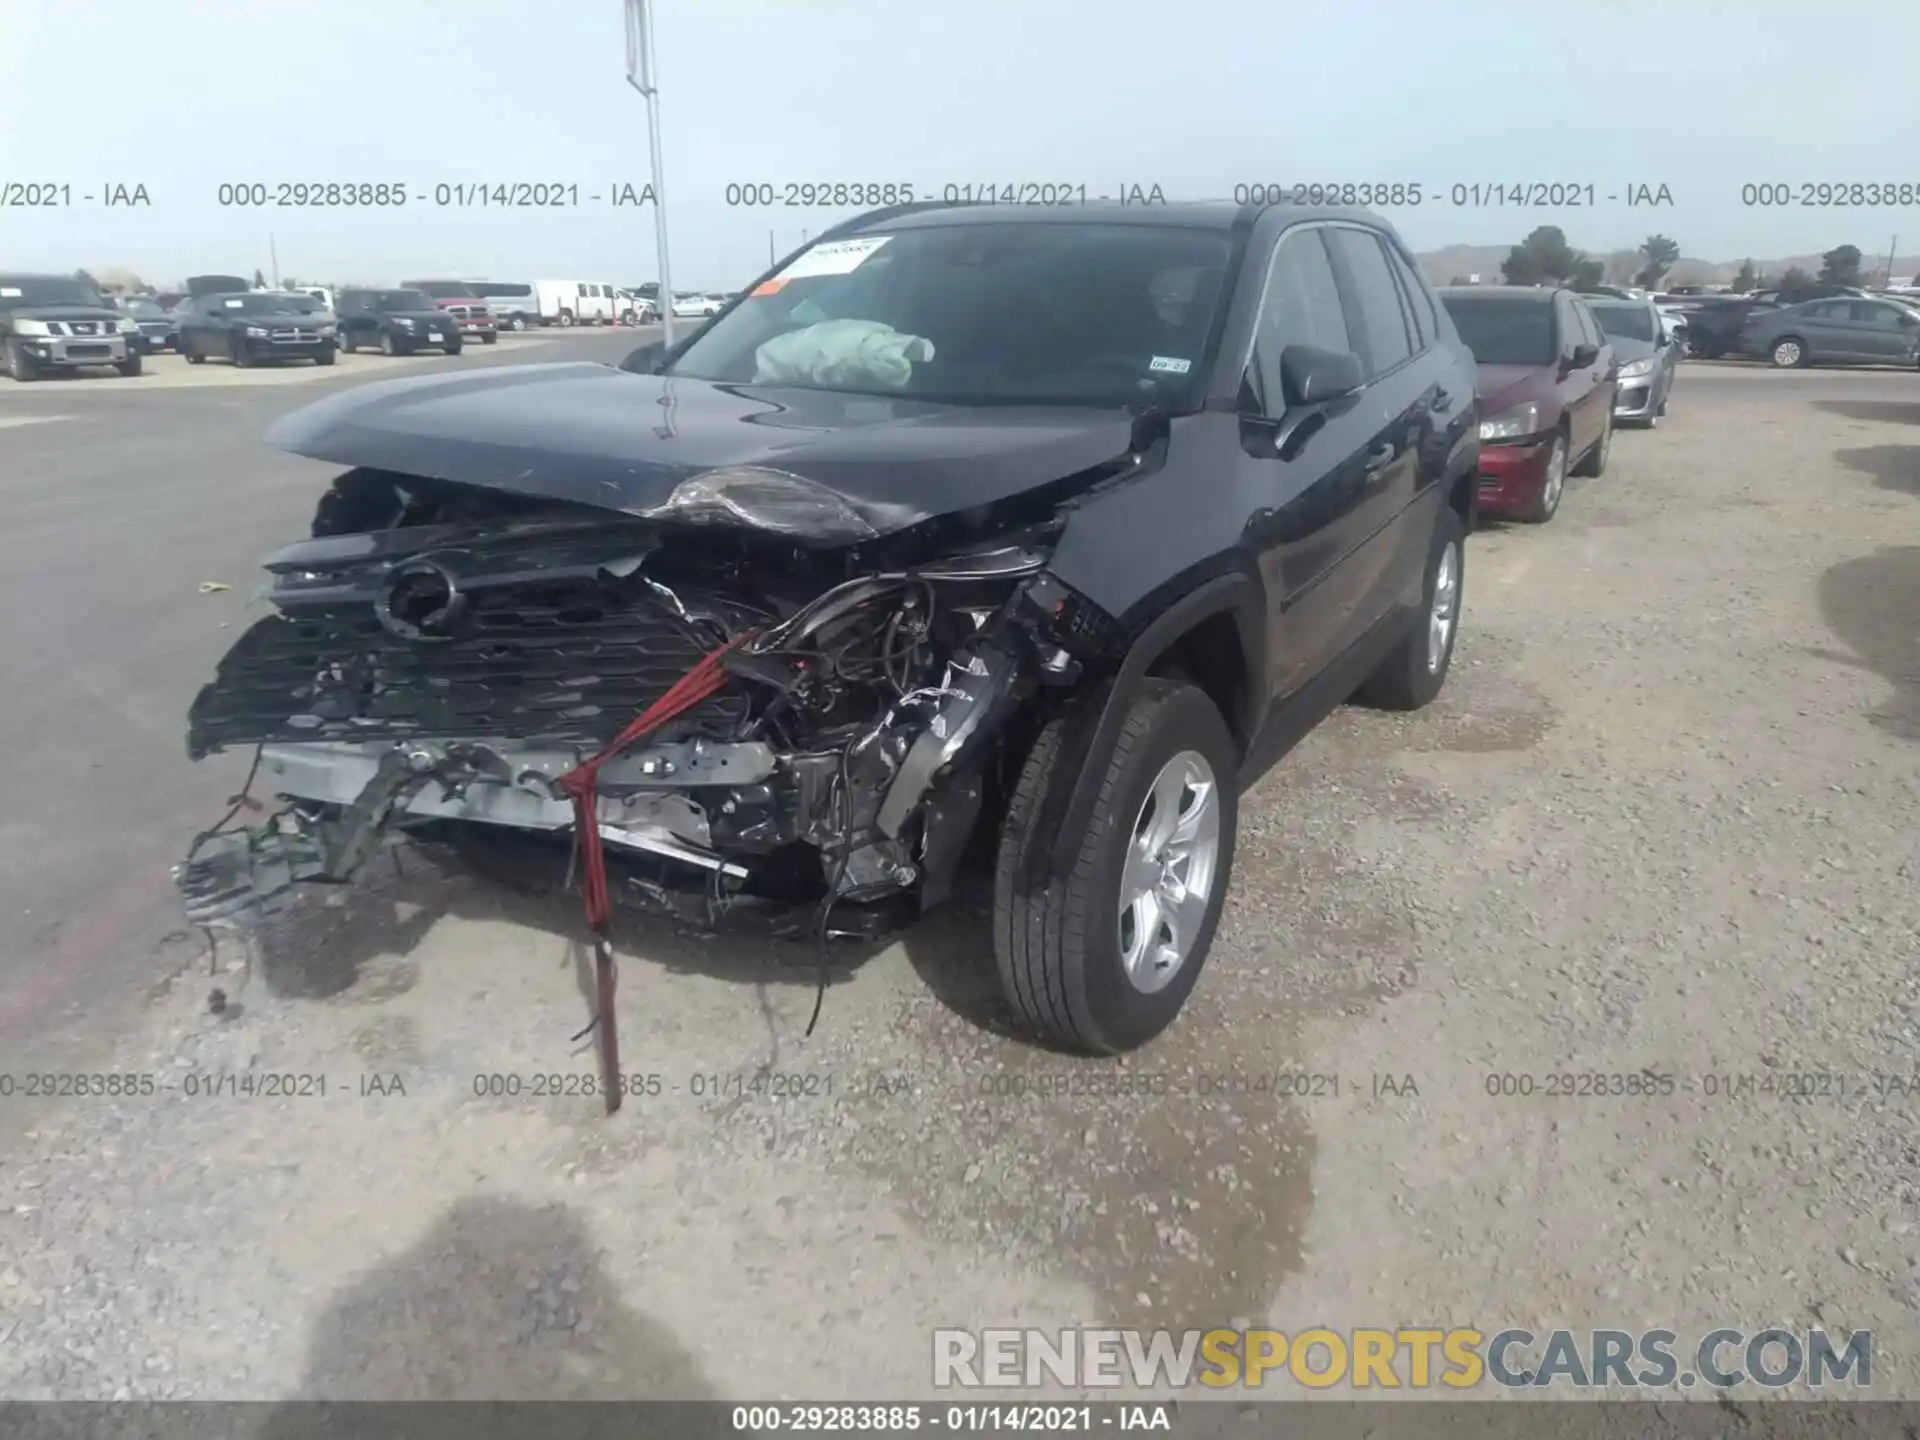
1815;400;1920;426
252;1196;715;1421
1833;445;1920;497
1816;546;1920;740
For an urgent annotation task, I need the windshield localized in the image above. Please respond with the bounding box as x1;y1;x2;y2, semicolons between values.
374;290;435;311
1588;301;1657;343
0;275;107;309
411;282;475;299
664;223;1236;406
1440;296;1557;367
213;294;303;315
122;299;166;317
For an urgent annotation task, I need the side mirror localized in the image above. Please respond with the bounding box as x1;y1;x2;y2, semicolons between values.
1567;343;1600;369
1278;344;1363;406
619;340;667;375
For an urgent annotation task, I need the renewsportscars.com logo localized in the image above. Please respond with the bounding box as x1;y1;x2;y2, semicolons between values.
933;1327;1873;1391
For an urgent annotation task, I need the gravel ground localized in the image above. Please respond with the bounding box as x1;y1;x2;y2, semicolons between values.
1;372;1917;1404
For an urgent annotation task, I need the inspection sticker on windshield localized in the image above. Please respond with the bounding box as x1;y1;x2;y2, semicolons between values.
753;235;894;295
1149;355;1192;374
223;299;245;308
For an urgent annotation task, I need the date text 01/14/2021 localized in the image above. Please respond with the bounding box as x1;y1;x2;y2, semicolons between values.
209;181;657;208
1231;182;1675;208
723;182;1168;207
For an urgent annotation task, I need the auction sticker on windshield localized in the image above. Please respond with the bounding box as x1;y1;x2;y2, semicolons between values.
752;235;893;295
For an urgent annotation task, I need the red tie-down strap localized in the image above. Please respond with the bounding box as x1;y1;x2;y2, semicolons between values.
556;633;753;1112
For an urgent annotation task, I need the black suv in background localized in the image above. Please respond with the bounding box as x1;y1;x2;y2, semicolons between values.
0;272;142;380
176;292;338;367
176;201;1479;1063
334;288;462;355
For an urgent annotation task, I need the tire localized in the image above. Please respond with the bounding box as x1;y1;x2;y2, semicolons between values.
184;341;205;365
115;353;142;377
7;339;39;382
481;333;497;345
315;346;336;367
994;679;1238;1054
1521;430;1568;523
1572;405;1611;477
445;340;462;355
338;331;356;355
229;335;252;368
558;309;575;327
1357;504;1466;711
380;332;399;356
1770;335;1810;369
511;315;528;331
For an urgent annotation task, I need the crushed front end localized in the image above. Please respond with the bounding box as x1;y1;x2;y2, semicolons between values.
174;466;1112;953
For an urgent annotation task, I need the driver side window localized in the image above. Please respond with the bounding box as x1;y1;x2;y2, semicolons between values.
1247;228;1351;418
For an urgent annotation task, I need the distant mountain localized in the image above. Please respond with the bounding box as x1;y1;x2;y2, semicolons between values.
1415;245;1920;287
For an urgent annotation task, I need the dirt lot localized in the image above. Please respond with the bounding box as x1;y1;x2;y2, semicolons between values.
0;362;1917;1403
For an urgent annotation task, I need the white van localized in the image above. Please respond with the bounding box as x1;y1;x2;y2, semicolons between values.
474;281;537;330
530;279;620;327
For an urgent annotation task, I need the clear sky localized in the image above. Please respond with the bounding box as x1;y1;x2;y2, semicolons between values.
3;0;1916;290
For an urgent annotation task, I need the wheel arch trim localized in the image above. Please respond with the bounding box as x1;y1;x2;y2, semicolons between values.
1045;571;1264;874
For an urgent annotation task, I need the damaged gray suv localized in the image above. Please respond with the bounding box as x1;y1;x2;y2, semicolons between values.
176;200;1479;1083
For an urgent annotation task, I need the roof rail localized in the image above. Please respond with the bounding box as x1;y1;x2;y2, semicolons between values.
811;199;978;243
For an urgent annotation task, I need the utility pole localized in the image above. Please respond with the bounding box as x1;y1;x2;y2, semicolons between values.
269;233;280;289
1886;234;1900;287
623;0;674;346
768;229;775;266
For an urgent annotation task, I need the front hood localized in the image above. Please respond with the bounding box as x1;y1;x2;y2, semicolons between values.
265;363;1141;540
1475;362;1557;416
381;310;455;325
10;305;124;324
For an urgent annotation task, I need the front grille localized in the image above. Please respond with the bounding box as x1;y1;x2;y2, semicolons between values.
66;320;102;336
268;327;318;341
187;583;745;759
66;343;111;358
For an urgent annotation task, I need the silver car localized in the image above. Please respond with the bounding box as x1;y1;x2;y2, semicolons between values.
1586;295;1679;427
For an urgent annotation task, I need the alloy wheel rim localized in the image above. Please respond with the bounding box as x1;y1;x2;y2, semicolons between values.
1544;438;1567;512
1776;341;1800;366
1117;750;1221;995
1428;541;1459;674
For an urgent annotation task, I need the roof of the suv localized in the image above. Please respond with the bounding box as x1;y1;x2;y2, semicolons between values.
1436;284;1564;301
833;200;1393;236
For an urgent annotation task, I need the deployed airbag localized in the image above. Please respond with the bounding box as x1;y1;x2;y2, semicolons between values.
754;319;935;390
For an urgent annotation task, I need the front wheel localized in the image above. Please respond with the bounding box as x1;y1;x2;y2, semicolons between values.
115;353;142;377
558;309;575;327
7;340;39;381
481;333;497;345
1770;336;1810;369
994;679;1238;1054
229;335;252;368
380;332;400;356
315;346;336;366
338;331;356;354
444;340;462;355
1357;504;1466;711
1522;431;1568;524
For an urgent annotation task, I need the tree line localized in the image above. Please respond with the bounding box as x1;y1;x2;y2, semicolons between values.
1447;228;1876;293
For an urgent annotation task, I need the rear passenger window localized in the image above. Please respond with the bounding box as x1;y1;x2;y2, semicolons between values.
1326;228;1414;376
1247;228;1351;415
1574;302;1603;349
1383;243;1435;350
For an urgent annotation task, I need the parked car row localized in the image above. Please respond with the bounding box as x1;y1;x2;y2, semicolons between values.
1656;283;1920;368
1437;283;1681;525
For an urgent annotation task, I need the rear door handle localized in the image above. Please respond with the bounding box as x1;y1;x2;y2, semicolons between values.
1364;442;1396;475
1430;389;1453;412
